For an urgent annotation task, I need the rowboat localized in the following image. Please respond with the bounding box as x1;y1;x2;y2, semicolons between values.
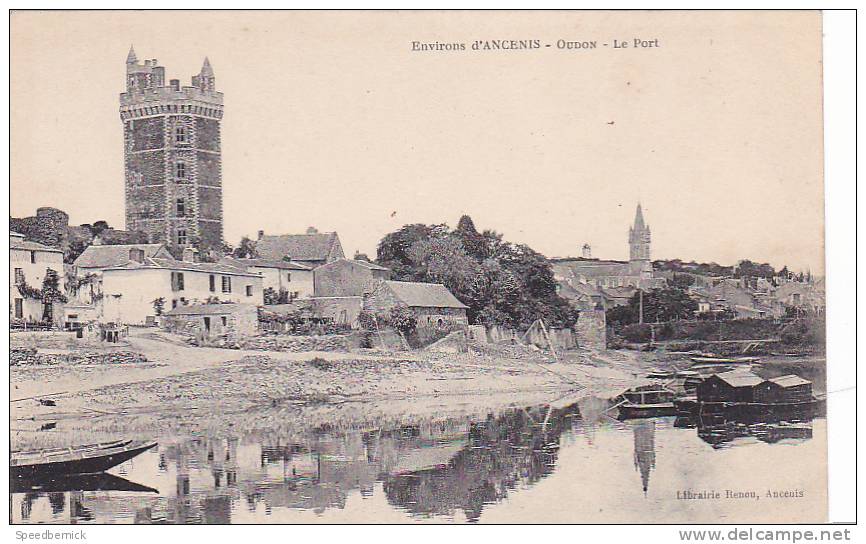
10;439;157;480
690;356;760;364
614;385;678;420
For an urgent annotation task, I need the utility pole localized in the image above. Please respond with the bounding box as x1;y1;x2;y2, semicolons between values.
639;288;644;325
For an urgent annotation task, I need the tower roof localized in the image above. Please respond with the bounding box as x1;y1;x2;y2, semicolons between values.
633;203;646;231
126;45;138;64
200;56;214;77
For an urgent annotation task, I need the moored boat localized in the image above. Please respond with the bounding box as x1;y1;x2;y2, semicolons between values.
10;439;157;480
614;384;678;420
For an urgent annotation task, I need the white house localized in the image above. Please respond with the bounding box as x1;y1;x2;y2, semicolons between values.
101;248;264;325
72;243;174;306
219;256;314;299
10;232;65;322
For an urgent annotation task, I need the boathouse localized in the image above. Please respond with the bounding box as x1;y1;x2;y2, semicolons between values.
696;370;763;403
753;375;813;404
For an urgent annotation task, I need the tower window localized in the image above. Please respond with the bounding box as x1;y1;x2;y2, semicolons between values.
176;198;186;217
175;162;186;179
175;126;187;143
176;228;187;245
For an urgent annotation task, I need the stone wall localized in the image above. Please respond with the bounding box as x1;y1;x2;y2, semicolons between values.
575;308;607;350
10;207;69;249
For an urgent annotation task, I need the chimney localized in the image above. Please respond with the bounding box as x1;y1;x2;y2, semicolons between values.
129;248;145;264
257;230;264;240
182;247;199;263
170;79;180;91
582;243;592;259
306;226;318;234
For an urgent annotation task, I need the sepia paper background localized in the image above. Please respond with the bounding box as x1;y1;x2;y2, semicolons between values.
11;10;824;274
9;10;826;523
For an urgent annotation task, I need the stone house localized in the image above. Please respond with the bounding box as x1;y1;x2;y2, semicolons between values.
773;281;825;316
163;303;258;339
220;256;313;299
101;249;263;325
313;258;390;297
254;228;344;269
10;231;65;323
364;280;468;334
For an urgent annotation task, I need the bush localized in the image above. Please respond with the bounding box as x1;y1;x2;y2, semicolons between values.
621;323;653;343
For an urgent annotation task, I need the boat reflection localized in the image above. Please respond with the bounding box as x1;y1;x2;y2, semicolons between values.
11;472;159;494
675;411;815;448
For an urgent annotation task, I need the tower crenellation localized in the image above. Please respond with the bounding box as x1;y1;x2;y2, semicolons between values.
120;47;224;254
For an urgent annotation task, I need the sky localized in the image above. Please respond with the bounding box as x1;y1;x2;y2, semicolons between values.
10;11;824;273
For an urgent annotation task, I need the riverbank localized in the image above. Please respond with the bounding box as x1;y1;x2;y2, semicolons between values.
10;328;653;450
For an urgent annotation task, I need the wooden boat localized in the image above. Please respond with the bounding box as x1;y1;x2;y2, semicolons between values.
10;439;157;480
690;356;760;364
614;385;678;419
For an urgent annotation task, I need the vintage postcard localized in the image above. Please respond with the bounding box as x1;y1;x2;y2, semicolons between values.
9;10;827;524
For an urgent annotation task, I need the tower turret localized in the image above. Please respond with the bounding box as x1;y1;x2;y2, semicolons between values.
120;49;224;253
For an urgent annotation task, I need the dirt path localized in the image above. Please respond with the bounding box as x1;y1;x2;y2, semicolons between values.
11;328;414;402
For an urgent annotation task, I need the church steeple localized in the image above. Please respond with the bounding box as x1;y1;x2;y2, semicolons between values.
629;202;651;262
126;45;138;64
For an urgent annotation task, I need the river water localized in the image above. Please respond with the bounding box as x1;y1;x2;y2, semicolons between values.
10;396;826;524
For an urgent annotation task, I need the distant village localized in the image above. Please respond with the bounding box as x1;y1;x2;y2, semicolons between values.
9;48;825;352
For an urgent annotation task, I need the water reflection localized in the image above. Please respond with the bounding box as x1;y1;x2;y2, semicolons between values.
10;399;821;524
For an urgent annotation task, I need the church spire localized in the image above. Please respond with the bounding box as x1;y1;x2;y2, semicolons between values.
126;45;138;64
200;56;214;77
629;202;651;263
633;202;646;231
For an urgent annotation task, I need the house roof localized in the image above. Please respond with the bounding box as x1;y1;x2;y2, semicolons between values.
712;370;764;388
74;244;168;268
315;258;390;272
349;259;390;271
166;303;256;316
10;236;63;253
219;256;311;271
765;375;811;388
103;256;260;277
255;232;341;262
384;281;468;309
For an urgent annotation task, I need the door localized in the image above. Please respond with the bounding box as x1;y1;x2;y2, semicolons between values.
14;298;23;319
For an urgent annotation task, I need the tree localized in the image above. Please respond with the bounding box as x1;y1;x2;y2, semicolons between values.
152;297;166;316
263;287;291;305
375;218;578;330
40;269;67;324
233;236;258;259
670;273;696;290
607;287;698;327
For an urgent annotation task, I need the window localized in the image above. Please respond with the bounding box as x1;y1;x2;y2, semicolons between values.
221;316;227;326
175;161;186;179
245;285;253;297
175;126;187;143
172;271;185;291
209;274;216;292
792;293;802;305
203;316;211;332
221;276;232;293
14;299;23;319
30;251;36;264
14;268;24;285
172;299;178;309
176;198;186;217
176;228;187;246
286;273;291;282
